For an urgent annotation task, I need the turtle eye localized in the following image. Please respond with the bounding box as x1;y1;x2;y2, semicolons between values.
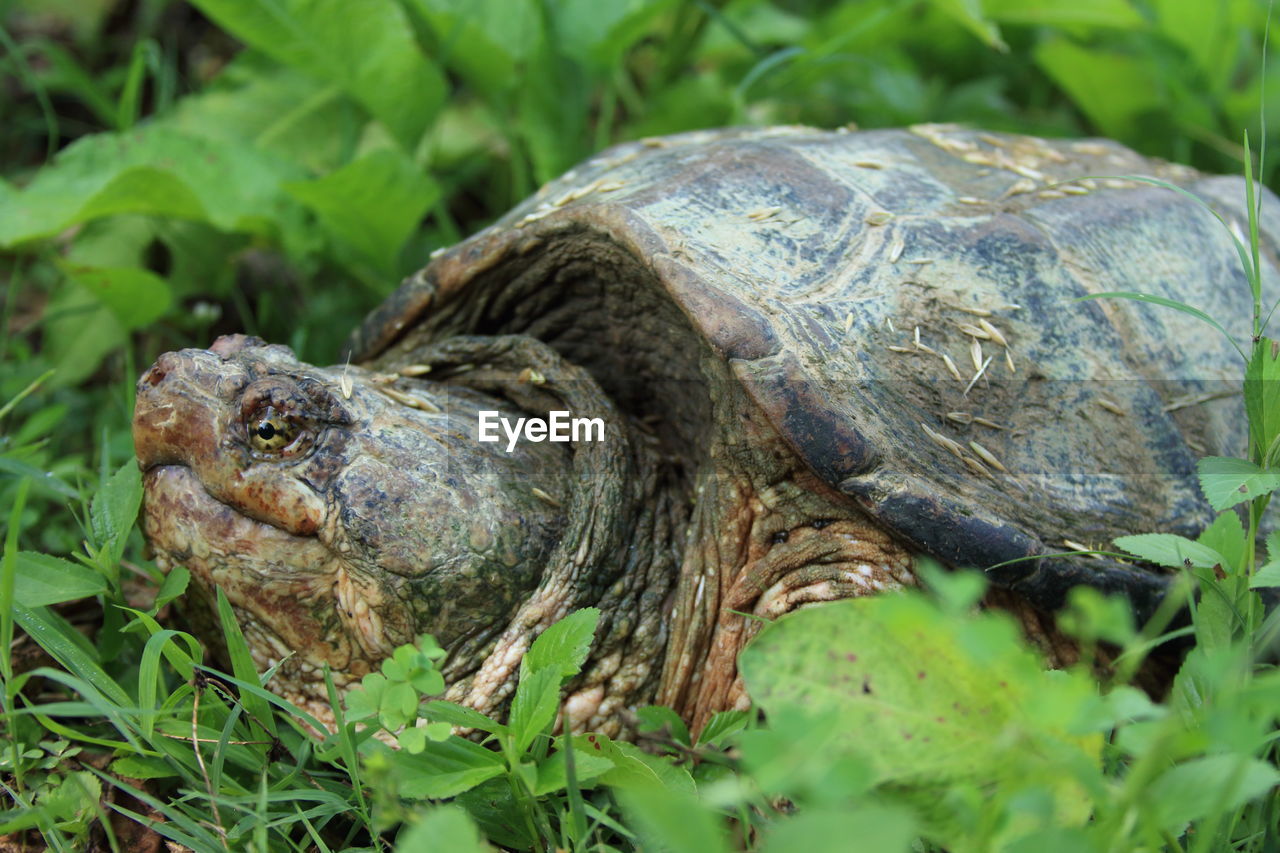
247;406;306;455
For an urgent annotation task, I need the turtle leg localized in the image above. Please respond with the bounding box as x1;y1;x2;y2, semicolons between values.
658;461;915;736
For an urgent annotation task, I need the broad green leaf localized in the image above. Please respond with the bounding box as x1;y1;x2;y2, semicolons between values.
90;461;142;565
284;148;438;280
395;805;489;853
1246;337;1280;465
696;709;750;747
635;704;691;746
616;784;731;853
1113;534;1225;570
13;552;107;606
590;736;696;795
1197;510;1246;575
742;594;1100;778
522;607;600;678
533;747;616;795
0;126;308;247
388;736;506;799
929;0;1006;50
983;0;1143;28
380;680;418;730
1144;755;1279;833
1152;0;1246;93
1057;587;1135;647
423;699;507;736
400;0;529;98
189;0;445;149
508;667;561;754
739;594;1102;811
1197;456;1280;511
1034;37;1162;138
61;264;172;330
760;805;917;853
42;282;127;388
552;0;678;71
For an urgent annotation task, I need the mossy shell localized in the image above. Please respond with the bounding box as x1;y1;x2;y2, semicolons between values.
348;125;1279;619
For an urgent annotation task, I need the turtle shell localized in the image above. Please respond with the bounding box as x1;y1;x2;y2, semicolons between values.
347;125;1278;620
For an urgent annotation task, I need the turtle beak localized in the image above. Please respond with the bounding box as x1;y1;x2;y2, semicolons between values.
133;347;239;472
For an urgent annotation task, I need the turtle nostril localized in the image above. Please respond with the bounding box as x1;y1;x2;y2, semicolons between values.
143;364;167;387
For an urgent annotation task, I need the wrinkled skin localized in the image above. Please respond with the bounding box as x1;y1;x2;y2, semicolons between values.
135;334;572;718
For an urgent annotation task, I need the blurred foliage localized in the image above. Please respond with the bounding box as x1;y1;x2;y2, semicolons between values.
3;0;1280;849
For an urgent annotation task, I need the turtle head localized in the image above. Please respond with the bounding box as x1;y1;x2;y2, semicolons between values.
133;335;570;712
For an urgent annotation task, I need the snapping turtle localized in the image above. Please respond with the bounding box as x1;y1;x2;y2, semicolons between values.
133;125;1274;737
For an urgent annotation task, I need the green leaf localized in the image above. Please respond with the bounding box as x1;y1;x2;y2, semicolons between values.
508;667;561;754
395;805;489;853
110;755;179;780
1197;456;1280;511
635;704;691;747
616;784;731;853
0;126;308;248
928;0;1006;50
739;595;1102;799
522;607;600;678
1113;534;1225;570
696;709;750;747
401;0;529;98
1034;37;1163;138
1144;755;1279;833
284;148;438;280
388;736;506;799
759;804;917;853
380;680;419;730
982;0;1144;27
189;0;445;149
214;587;278;740
90;461;142;564
533;747;616;795
12;552;107;606
1197;510;1246;575
423;699;507;736
152;567;190;611
592;737;696;795
1246;338;1280;464
60;264;172;330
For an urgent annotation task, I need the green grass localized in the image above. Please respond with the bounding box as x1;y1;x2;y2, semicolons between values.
5;0;1280;850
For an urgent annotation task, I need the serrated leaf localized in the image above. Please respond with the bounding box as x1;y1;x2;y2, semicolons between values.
508;667;561;754
533;747;616;795
189;0;445;149
388;736;505;799
523;607;600;679
13;552;107;606
1145;755;1279;833
1197;509;1246;574
423;699;507;736
1113;533;1225;570
1197;456;1280;511
590;736;696;795
90;462;142;564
